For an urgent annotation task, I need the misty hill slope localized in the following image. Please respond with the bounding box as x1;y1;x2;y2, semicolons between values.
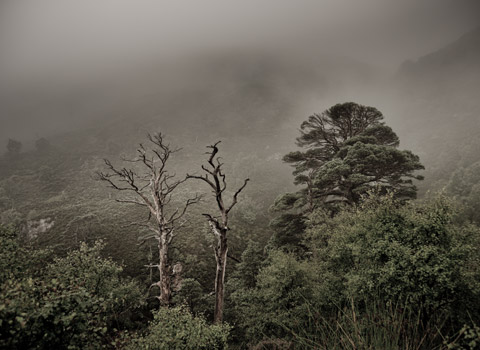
397;25;480;114
0;51;376;148
394;26;480;192
2;51;378;185
3;39;478;276
0;53;378;275
400;26;480;79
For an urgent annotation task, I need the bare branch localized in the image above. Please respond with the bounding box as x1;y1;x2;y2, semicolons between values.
116;198;148;207
186;173;216;188
202;213;219;225
227;254;241;263
227;178;250;214
190;141;250;321
98;132;195;306
168;193;203;224
145;264;160;269
207;141;221;165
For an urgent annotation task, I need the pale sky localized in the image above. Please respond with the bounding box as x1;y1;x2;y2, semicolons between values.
0;0;479;145
0;0;479;82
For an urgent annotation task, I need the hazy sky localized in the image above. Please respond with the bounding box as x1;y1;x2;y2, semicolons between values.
0;0;479;83
0;0;479;146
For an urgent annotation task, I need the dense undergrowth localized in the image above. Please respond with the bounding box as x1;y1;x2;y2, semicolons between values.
2;100;480;349
2;193;480;349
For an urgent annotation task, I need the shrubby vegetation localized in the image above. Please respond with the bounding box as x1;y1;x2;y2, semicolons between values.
230;194;480;349
125;306;230;350
0;226;143;350
447;161;480;224
1;102;480;349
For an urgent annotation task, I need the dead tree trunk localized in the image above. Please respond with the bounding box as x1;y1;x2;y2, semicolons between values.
188;141;249;323
98;133;200;306
157;233;170;306
214;230;228;322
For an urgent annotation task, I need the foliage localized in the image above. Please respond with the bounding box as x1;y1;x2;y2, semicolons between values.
172;278;213;316
447;161;480;224
0;225;26;282
231;194;480;348
322;141;424;203
279;102;423;214
45;240;144;328
0;234;143;350
230;250;319;346
125;306;231;350
268;213;307;253
231;240;264;290
1;276;109;350
0;225;50;284
307;194;480;317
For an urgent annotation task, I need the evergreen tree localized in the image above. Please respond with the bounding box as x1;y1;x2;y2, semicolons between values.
271;102;424;250
279;102;423;211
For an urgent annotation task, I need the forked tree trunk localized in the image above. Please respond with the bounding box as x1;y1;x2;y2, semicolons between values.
214;231;228;323
98;133;200;307
187;141;249;323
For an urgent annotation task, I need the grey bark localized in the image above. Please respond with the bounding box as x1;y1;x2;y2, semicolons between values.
98;133;200;306
188;141;249;323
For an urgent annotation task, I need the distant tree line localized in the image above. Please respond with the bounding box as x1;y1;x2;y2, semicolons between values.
3;137;52;157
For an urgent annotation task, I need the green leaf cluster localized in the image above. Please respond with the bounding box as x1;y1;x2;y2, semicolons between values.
126;306;230;350
306;194;480;315
0;227;143;349
280;102;423;214
232;194;480;348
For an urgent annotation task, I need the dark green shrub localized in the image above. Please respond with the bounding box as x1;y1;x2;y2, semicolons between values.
232;194;480;348
229;250;319;346
0;277;107;350
45;240;144;329
307;194;480;318
0;237;143;349
126;306;230;350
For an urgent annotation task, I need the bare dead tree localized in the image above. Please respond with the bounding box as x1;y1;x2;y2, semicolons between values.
187;141;249;323
97;133;200;306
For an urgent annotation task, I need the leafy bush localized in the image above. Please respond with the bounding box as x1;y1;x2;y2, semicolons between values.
232;194;480;348
230;250;319;346
171;278;213;316
0;234;143;350
307;194;480;318
45;240;144;328
447;161;480;224
1;276;108;349
126;306;230;350
0;225;26;283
